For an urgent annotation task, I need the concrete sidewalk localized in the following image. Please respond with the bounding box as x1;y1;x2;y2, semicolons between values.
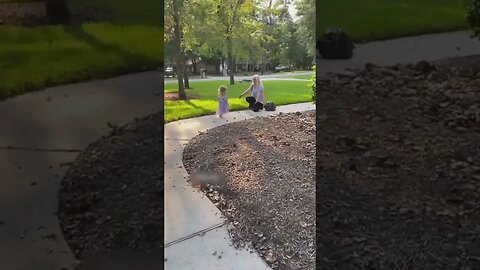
164;102;316;270
318;31;480;76
0;71;163;270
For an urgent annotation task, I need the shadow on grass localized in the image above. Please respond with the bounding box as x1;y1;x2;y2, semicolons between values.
184;99;211;115
62;24;153;66
0;23;163;101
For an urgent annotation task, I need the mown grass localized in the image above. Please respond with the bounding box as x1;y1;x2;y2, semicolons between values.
68;0;162;25
317;0;468;42
164;80;312;122
0;0;162;100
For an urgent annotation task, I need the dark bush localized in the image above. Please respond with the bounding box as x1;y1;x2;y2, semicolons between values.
317;28;354;60
46;0;70;24
467;0;480;37
311;64;316;103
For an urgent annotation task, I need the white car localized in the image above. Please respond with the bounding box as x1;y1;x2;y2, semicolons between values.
165;67;176;77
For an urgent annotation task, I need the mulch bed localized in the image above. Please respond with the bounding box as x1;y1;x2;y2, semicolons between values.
183;111;316;270
58;114;164;260
0;2;47;25
58;109;316;269
317;56;480;269
164;92;198;101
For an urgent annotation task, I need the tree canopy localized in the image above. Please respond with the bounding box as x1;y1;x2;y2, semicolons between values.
164;0;314;96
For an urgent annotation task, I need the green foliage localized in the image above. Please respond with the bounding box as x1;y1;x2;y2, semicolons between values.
311;64;316;104
165;0;314;71
296;0;315;56
467;0;480;37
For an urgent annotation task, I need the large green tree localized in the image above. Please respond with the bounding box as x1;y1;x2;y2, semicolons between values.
215;0;251;85
256;0;312;71
295;0;315;56
281;17;309;68
165;0;313;92
166;0;242;91
184;0;224;76
165;0;187;99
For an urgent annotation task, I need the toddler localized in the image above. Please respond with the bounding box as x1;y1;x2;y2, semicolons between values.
217;85;229;118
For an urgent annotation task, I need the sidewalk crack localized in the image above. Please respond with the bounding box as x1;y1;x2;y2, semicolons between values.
165;221;227;248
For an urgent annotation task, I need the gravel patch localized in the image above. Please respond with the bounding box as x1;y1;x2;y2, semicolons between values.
183;111;316;270
317;56;480;269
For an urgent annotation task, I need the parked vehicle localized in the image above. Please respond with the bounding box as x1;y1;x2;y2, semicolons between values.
165;66;176;77
274;65;287;72
274;65;293;72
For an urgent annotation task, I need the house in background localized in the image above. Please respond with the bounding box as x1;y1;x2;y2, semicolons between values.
164;57;276;76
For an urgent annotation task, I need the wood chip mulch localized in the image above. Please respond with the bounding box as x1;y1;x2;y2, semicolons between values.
316;56;480;270
183;111;316;270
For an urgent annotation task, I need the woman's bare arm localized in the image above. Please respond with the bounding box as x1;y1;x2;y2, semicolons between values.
239;84;253;98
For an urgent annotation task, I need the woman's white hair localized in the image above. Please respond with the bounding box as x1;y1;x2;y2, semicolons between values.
252;74;263;86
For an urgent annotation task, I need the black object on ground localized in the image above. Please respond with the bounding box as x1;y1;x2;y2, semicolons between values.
264;101;276;111
317;28;355;60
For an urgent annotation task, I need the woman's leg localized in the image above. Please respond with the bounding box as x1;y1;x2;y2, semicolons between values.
246;96;256;109
253;102;263;112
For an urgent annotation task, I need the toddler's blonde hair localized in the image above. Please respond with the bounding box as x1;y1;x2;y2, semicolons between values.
218;85;227;97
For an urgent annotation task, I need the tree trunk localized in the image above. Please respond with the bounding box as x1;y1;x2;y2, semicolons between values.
184;64;190;89
173;0;186;99
221;57;225;76
261;50;266;75
227;35;235;85
176;60;186;99
225;0;242;85
192;58;198;75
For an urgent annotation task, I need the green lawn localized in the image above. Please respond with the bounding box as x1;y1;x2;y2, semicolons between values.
164;80;312;123
0;0;162;100
317;0;468;42
68;0;162;25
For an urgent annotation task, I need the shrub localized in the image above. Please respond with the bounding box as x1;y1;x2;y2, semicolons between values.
311;64;316;103
467;0;480;37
